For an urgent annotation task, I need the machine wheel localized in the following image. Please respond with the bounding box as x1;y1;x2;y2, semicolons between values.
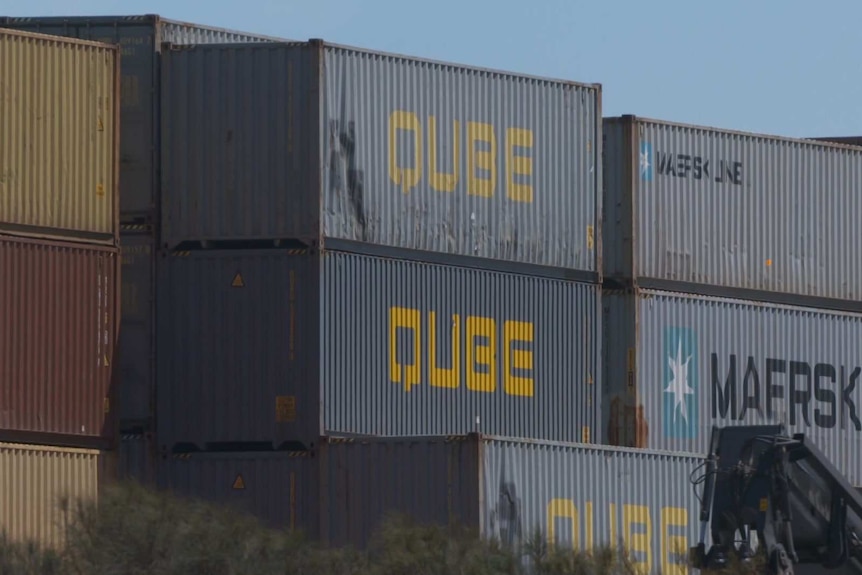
768;545;794;575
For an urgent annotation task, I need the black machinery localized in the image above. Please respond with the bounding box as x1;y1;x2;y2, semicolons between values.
690;424;862;574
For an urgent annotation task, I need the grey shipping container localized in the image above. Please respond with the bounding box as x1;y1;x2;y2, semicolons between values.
156;249;601;451
603;288;862;486
603;115;862;307
119;226;157;423
0;14;285;220
318;433;705;575
159;40;602;274
157;449;317;535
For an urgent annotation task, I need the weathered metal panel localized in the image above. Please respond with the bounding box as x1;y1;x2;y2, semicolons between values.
159;41;602;272
156;450;318;535
318;434;705;575
118;228;156;423
603;288;862;486
0;236;120;442
0;15;284;220
0;28;119;244
604;115;862;302
156;249;600;451
0;442;102;548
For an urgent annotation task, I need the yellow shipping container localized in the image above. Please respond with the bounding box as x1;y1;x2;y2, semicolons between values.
0;28;119;245
0;442;110;549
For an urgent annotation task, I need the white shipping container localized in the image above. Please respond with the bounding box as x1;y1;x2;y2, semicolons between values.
603;288;862;486
603;115;862;305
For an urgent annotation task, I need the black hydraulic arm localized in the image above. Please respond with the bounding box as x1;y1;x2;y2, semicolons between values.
690;425;862;575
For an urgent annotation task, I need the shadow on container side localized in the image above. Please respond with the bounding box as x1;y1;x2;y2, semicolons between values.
154;448;319;537
117;431;158;487
118;225;158;424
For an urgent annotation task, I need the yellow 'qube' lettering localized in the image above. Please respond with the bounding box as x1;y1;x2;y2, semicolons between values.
388;110;534;202
545;498;689;575
388;306;535;396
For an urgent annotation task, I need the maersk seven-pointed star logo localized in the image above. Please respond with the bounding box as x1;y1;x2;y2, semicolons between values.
662;327;698;439
639;141;653;181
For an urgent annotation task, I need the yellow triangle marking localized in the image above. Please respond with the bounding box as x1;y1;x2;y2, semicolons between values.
232;474;245;490
231;273;245;288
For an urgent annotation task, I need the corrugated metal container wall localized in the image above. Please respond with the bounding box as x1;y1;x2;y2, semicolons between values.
603;115;862;303
0;442;102;548
318;434;706;575
118;432;156;486
156;249;600;451
0;15;284;219
0;236;119;442
603;288;862;485
156;450;318;535
318;436;482;547
0;28;118;244
159;41;602;272
118;228;156;423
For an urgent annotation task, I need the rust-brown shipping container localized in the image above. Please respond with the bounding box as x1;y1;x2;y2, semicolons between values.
0;235;120;444
0;442;106;548
0;28;119;245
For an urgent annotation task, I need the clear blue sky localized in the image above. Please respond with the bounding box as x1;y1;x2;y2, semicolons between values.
5;0;860;139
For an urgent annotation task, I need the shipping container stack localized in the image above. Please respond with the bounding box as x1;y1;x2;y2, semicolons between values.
9;15;853;573
0;14;289;488
600;114;862;487
0;27;121;547
149;38;608;533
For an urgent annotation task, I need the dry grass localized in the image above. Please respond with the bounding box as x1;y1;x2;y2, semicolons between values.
0;482;767;575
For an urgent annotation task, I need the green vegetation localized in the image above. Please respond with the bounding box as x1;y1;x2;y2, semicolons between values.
0;482;765;575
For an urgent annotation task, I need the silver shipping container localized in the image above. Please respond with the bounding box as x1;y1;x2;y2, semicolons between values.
0;14;285;220
318;433;705;575
159;41;602;273
156;249;601;451
603;115;862;305
603;288;862;486
119;227;156;423
157;449;318;535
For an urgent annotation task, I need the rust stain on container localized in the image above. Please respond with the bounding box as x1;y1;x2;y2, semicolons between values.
0;442;104;548
0;28;119;244
0;236;120;442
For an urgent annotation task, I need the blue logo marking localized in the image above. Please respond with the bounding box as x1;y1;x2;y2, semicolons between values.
639;141;653;182
662;327;698;439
